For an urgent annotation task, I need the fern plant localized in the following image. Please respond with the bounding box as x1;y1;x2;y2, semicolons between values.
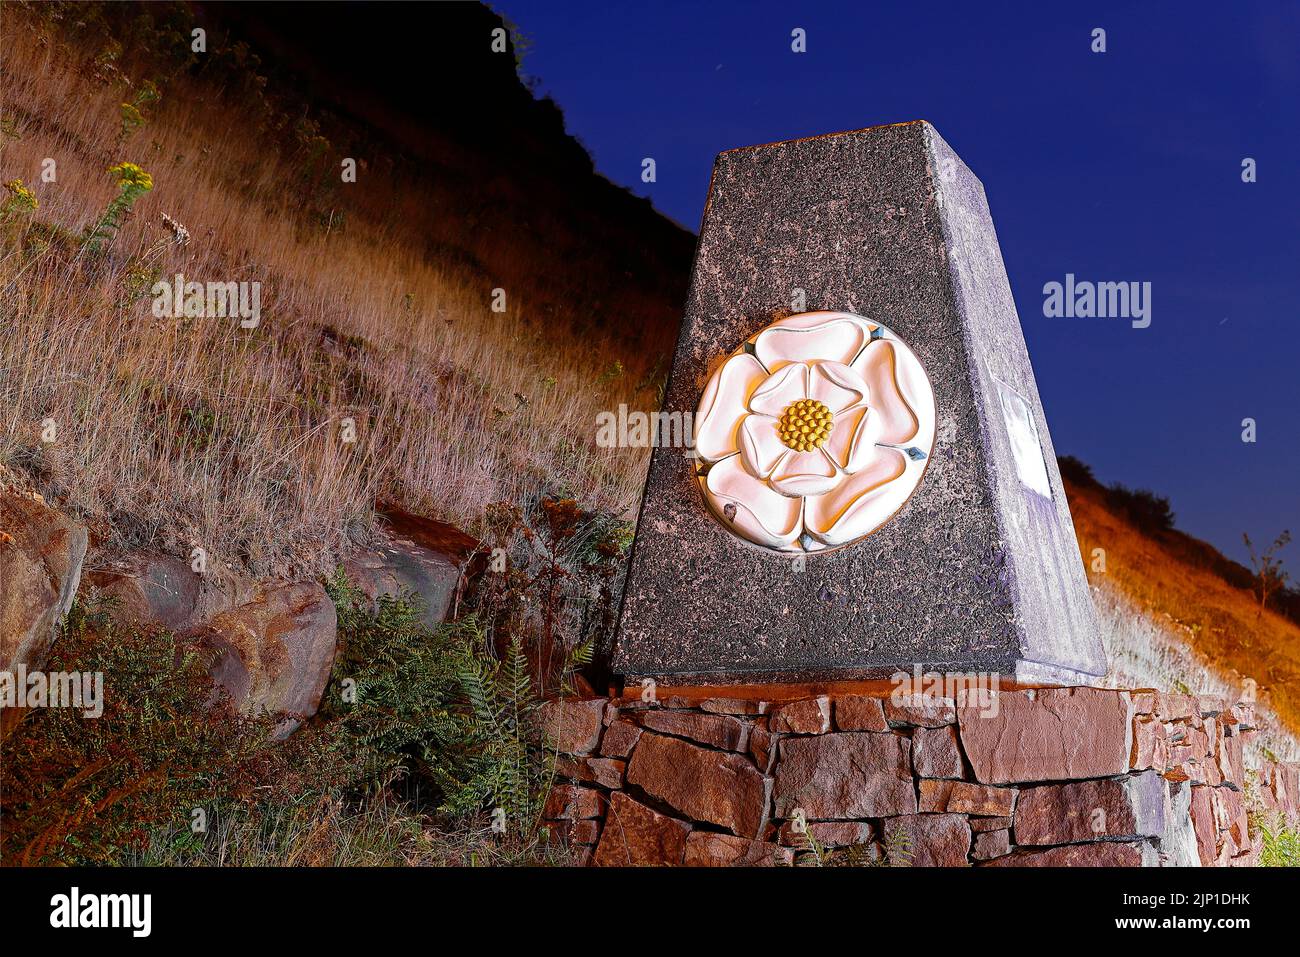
450;635;552;837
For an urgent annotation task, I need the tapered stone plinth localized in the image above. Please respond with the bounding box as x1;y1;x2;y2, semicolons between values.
613;121;1105;685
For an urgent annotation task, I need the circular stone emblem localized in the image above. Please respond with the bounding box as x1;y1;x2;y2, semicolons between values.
693;311;936;553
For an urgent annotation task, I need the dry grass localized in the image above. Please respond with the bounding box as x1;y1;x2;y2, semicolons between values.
1066;476;1300;747
0;6;678;578
130;795;577;867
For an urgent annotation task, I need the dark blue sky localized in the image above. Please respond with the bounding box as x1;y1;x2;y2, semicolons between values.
497;0;1299;567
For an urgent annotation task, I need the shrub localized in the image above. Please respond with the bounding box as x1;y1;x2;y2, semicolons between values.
2;582;573;866
0;598;311;865
1107;483;1177;533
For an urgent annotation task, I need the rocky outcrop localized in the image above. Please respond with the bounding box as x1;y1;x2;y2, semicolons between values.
0;491;87;672
189;582;338;737
83;552;203;633
341;509;483;629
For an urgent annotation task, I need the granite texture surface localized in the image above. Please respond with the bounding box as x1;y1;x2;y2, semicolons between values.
612;121;1104;684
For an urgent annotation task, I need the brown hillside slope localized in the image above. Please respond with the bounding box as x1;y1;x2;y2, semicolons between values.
1064;475;1300;746
0;3;689;579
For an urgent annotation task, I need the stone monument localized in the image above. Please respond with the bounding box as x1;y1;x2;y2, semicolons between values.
612;121;1105;685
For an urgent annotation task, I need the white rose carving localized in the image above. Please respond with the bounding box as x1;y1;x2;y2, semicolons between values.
694;311;936;552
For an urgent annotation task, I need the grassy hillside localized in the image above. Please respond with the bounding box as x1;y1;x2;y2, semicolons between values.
0;1;690;578
1064;468;1300;752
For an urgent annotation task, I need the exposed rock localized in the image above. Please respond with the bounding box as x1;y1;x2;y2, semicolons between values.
700;697;768;715
638;708;748;751
1153;693;1197;722
981;842;1155;867
627;732;770;837
834;695;888;731
1184;724;1211;764
1189;785;1219;866
1198;694;1229;717
593;792;689;866
542;784;604;821
539;697;607;755
1160;780;1201;867
778;820;874;848
598;719;642;758
913;724;965;779
191;582;337;736
1214;728;1245;788
774;732;915;819
882;813;970;867
1014;771;1167;846
0;492;87;672
957;687;1132;784
971;829;1011;861
1130;715;1169;772
1215;786;1249;855
341;511;482;629
1130;690;1157;715
770;696;831;734
542;818;600;847
919;779;1016;816
555;755;626;790
1229;701;1256;730
684;831;792;867
969;815;1013;833
749;719;776;773
83;552;201;633
883;693;956;727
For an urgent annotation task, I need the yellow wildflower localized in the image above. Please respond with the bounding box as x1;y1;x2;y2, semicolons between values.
107;162;153;191
2;178;37;211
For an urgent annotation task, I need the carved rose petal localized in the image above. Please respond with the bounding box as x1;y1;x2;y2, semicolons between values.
851;340;918;446
809;361;869;414
769;448;839;497
738;414;788;479
694;352;769;462
753;312;874;371
805;446;909;546
824;405;873;473
746;362;809;417
703;454;802;549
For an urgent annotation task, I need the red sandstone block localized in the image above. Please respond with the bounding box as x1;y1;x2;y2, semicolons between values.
958;687;1132;784
770;696;832;734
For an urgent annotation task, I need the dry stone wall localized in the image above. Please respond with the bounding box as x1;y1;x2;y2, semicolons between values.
539;687;1300;867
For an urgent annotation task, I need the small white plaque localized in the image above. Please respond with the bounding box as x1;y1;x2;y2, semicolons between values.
996;379;1052;499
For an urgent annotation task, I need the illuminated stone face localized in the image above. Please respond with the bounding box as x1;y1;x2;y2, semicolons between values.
693;311;936;553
